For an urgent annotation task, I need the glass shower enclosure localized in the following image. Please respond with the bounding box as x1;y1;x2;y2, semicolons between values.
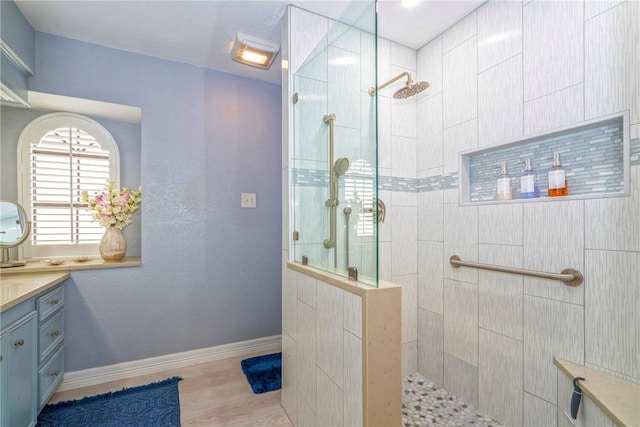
290;1;379;286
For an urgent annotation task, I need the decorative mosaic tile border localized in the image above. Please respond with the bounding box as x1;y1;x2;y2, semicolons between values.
292;138;639;194
467;122;626;202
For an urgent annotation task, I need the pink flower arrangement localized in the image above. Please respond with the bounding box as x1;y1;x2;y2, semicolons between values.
82;180;142;229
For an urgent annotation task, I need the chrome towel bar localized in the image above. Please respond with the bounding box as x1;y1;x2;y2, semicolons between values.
449;255;583;287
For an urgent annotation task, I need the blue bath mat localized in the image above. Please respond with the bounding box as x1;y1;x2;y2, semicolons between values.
241;352;282;394
36;376;182;427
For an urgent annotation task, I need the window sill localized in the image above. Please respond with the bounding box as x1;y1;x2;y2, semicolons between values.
0;256;141;275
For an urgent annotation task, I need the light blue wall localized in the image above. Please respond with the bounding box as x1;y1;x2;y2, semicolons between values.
0;0;35;72
25;32;282;371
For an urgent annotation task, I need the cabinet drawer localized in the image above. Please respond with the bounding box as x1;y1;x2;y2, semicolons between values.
37;287;64;321
39;310;64;363
38;346;64;410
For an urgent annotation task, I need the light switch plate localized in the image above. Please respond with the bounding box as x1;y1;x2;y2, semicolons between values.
241;193;256;208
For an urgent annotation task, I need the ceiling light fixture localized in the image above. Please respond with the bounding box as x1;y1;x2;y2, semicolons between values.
230;33;280;70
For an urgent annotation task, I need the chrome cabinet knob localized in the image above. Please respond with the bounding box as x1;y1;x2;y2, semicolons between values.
14;339;25;347
50;298;60;305
49;330;60;337
51;370;60;377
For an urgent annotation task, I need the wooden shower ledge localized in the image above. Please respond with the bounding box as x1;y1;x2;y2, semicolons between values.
554;357;640;427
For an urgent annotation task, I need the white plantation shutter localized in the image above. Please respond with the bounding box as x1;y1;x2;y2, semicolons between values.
30;127;109;245
18;113;120;258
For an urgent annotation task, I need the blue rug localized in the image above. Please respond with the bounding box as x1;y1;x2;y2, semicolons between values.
241;352;281;394
36;377;182;427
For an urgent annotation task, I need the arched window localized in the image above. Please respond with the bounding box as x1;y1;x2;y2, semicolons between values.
18;113;120;258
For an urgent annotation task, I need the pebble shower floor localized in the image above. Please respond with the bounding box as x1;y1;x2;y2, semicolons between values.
403;373;501;426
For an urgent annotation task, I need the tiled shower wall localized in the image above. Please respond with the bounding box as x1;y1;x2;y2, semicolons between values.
415;1;639;426
285;2;638;426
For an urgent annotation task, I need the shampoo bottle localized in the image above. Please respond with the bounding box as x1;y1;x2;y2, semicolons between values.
547;152;568;197
520;158;539;198
497;162;512;200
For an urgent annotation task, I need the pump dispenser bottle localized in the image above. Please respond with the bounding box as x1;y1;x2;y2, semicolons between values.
548;152;568;197
497;162;512;200
520;158;539;198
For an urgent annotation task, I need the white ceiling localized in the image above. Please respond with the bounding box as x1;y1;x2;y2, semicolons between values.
16;0;484;85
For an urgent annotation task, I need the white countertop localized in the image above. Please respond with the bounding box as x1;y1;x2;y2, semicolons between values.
0;272;70;312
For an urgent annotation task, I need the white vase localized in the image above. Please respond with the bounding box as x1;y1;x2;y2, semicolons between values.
99;227;127;261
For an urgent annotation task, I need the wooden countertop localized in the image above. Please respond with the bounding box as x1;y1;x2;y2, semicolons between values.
0;256;141;275
555;357;640;427
0;272;70;312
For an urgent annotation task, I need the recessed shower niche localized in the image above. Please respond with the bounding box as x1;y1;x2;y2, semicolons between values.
459;111;630;205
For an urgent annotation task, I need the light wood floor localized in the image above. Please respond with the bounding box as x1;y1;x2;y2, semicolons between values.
50;351;293;426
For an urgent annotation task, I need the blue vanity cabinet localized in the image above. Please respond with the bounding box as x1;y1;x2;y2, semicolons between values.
0;279;66;427
36;285;65;410
0;301;38;427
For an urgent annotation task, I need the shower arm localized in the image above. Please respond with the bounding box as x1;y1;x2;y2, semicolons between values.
368;71;411;97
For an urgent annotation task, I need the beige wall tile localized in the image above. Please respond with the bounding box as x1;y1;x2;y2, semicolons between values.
523;1;583;101
524;295;584;403
585;167;640;252
477;0;522;72
443;10;477;54
479;329;523;426
585;1;640;123
283;261;298;339
418;240;444;314
443;37;478;128
403;341;418;377
478;54;523;147
343;291;362;338
316;368;343;427
585;249;640;378
298;273;317;308
444;279;478;366
418;309;444;386
478;203;523;246
391;206;418;276
316;283;344;388
523;200;584;305
343;331;363;427
394;274;417;343
444;353;478;407
297;301;317;410
524;392;556;427
282;332;298;425
417;190;444;242
443;203;479;285
478;244;523;340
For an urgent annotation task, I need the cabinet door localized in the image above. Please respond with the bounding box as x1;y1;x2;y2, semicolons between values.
4;312;37;427
0;332;5;427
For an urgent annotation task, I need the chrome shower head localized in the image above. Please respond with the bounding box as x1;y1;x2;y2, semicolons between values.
334;157;350;176
393;80;430;99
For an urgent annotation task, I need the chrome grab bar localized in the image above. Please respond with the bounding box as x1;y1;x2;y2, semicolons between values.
449;255;583;287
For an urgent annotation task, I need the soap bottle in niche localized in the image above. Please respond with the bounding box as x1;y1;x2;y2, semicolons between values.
520;158;539;199
497;162;512;200
547;152;568;197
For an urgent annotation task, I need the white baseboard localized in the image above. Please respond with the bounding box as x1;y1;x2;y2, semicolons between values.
58;334;282;392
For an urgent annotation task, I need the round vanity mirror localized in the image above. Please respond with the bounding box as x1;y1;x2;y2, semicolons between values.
1;200;31;268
